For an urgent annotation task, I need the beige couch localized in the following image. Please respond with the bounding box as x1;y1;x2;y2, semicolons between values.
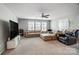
24;31;40;38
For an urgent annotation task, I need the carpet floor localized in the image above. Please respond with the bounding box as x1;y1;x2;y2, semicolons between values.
4;37;79;55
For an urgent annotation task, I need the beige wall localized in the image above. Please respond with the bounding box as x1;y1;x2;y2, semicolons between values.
0;21;9;54
0;4;17;54
69;15;79;30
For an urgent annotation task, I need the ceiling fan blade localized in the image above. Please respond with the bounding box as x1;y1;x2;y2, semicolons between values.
45;16;49;18
41;13;50;18
46;15;50;16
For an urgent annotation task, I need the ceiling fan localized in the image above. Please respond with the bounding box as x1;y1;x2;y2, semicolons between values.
41;13;50;18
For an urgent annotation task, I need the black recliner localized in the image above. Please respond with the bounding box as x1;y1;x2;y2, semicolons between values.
58;32;77;45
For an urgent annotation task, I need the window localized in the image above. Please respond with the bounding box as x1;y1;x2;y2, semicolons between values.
27;20;49;31
28;21;34;31
35;21;41;31
59;19;69;31
41;22;47;31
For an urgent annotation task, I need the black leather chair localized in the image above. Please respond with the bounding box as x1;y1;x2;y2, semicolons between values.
75;30;79;38
58;32;77;45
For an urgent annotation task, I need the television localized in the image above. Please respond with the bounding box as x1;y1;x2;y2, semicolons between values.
10;20;19;40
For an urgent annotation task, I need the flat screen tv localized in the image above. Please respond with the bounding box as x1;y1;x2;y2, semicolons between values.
10;20;19;40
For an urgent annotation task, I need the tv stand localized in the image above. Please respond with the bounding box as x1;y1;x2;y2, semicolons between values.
7;35;20;49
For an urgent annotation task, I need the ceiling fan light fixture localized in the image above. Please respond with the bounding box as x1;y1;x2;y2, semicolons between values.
41;12;50;18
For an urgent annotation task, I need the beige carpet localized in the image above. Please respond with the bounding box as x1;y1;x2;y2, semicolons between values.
4;37;79;55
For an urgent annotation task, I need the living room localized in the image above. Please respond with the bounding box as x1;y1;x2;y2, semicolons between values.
0;3;79;55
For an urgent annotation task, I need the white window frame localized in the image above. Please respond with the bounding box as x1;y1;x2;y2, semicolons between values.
35;21;41;31
41;21;47;31
28;21;34;31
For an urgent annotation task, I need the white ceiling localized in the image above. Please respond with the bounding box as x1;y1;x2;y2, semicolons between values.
4;3;79;20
